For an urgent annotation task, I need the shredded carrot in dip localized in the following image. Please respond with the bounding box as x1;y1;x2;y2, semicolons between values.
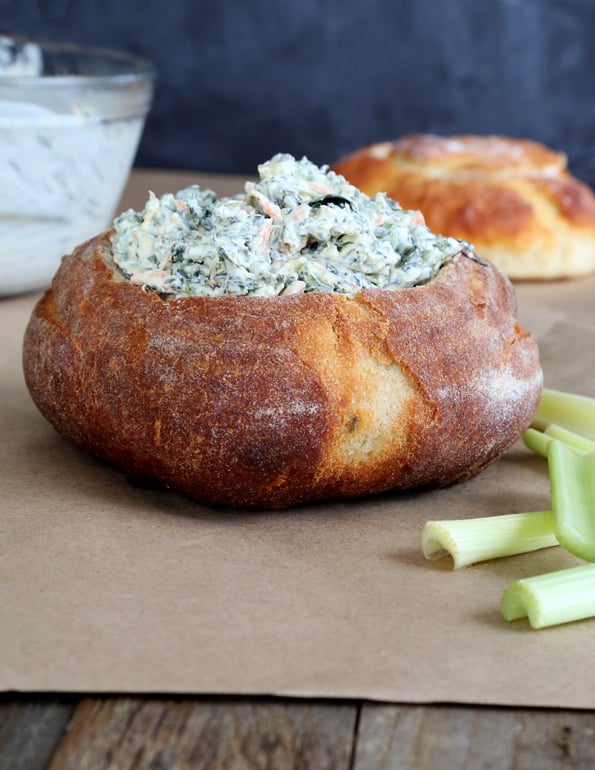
112;154;467;297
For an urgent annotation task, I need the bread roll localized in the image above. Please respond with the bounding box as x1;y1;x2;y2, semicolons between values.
332;134;595;280
22;155;542;509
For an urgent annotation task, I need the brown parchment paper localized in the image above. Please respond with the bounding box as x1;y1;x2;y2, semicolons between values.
3;170;595;709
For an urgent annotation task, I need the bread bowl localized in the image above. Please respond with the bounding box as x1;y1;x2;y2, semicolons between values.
332;134;595;281
22;154;542;509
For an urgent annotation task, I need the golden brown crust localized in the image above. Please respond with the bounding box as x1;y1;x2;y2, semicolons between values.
332;135;595;281
22;233;542;509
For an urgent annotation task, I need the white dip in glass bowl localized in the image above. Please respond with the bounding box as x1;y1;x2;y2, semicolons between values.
0;34;154;295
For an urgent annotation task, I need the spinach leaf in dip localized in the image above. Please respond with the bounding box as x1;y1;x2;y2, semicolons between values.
111;153;467;297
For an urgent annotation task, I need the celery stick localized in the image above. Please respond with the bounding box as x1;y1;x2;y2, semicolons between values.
523;425;589;458
532;388;595;439
523;427;552;458
501;564;595;629
545;424;595;454
421;511;557;569
548;439;595;562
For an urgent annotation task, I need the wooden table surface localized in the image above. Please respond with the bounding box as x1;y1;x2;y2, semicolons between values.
3;169;595;769
3;696;595;768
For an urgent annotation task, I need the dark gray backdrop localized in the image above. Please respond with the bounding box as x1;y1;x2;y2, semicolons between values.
3;0;595;184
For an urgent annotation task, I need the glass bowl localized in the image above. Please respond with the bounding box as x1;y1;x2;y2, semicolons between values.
0;34;155;295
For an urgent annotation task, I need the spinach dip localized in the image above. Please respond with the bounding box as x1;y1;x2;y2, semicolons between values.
112;153;467;297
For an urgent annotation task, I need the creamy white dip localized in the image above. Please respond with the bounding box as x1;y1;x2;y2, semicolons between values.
0;35;151;295
0;110;145;295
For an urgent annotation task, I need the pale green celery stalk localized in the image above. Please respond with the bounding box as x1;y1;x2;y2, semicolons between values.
501;564;595;629
548;439;595;562
523;425;588;458
545;424;595;454
421;511;557;569
532;388;595;440
523;427;552;458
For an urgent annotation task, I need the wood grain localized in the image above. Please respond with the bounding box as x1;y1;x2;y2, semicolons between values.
0;696;74;770
353;703;595;770
3;697;595;770
46;697;357;770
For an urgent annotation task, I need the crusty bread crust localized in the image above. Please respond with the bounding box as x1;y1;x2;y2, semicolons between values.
332;135;595;281
22;233;542;509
